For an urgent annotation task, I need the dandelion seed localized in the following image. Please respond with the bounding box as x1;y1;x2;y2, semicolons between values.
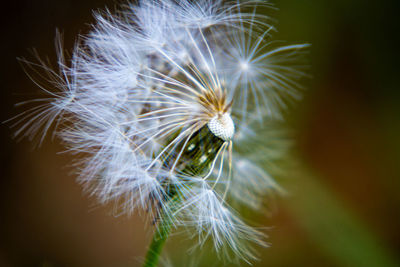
11;0;308;265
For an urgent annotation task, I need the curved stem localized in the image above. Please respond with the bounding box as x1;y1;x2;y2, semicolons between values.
143;214;174;267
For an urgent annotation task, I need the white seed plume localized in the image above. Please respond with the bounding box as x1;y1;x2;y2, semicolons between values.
12;0;309;263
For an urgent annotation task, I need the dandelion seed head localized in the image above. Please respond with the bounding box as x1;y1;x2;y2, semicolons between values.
207;113;235;141
12;0;309;263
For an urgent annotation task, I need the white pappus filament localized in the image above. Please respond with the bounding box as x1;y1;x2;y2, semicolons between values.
11;0;309;263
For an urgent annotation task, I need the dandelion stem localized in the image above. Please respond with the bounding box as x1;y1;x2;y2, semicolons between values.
143;212;173;267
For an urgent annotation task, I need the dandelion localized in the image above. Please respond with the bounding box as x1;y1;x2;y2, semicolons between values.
11;0;309;266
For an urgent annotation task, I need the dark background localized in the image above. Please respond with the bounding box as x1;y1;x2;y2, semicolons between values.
1;0;399;266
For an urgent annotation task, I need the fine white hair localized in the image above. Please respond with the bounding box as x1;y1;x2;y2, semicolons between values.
12;0;309;262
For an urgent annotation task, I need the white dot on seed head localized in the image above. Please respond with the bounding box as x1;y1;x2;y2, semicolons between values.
207;113;235;141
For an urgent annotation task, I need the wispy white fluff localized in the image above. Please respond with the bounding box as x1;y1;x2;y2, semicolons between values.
178;178;267;262
12;0;308;262
220;25;310;120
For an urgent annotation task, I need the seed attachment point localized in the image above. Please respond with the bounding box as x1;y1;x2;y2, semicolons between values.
207;113;235;141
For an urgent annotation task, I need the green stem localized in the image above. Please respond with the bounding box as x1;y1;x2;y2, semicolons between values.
142;210;174;267
143;218;173;267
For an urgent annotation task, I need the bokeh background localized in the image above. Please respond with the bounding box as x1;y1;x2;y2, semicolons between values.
1;0;399;266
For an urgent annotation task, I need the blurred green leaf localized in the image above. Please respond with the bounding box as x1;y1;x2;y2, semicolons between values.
285;168;399;267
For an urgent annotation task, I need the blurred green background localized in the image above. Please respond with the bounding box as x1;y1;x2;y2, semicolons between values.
1;0;399;266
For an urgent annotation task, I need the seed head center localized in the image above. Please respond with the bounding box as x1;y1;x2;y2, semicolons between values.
207;113;235;141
